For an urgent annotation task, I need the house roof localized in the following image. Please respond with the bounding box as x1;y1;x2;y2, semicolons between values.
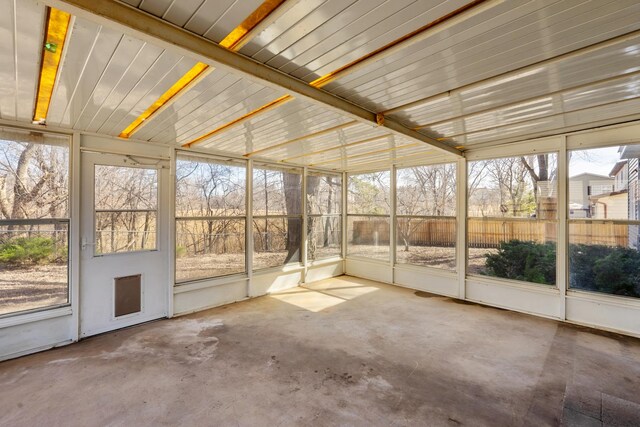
609;160;628;177
569;172;612;181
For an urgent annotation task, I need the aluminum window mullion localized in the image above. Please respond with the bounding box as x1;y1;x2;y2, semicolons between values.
95;209;157;213
568;219;640;225
0;218;70;226
176;216;247;221
396;215;457;219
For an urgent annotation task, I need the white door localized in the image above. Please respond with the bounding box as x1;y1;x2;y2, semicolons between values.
80;152;169;337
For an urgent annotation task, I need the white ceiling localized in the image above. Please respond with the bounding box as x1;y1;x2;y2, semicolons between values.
1;0;640;171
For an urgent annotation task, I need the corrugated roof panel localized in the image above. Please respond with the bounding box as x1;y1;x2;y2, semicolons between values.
98;54;198;136
131;0;265;43
199;100;354;153
47;20;123;127
71;35;149;131
327;0;640;111
387;34;640;131
83;42;166;133
144;75;286;145
562;75;640;111
318;144;440;171
243;0;467;81
255;123;390;162
463;97;640;147
0;0;44;122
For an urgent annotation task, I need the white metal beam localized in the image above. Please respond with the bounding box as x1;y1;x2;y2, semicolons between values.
43;0;463;158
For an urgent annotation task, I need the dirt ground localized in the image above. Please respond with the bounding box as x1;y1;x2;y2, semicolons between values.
177;248;342;282
349;244;496;273
0;264;68;315
2;247;496;314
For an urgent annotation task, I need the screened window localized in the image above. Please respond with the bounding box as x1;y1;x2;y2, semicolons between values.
0;128;69;316
468;154;558;286
347;171;390;261
175;155;246;282
569;145;640;298
253;164;302;270
95;165;158;255
307;171;342;261
396;163;456;270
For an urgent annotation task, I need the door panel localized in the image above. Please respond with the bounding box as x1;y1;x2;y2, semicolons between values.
80;152;168;337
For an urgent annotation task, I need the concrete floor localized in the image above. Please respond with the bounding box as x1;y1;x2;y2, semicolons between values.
1;276;640;426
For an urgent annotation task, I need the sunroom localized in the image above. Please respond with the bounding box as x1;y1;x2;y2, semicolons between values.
1;0;640;425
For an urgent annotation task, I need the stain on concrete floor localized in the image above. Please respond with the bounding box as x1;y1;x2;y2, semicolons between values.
1;276;639;426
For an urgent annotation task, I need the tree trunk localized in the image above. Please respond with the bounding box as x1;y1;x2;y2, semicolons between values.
284;173;302;263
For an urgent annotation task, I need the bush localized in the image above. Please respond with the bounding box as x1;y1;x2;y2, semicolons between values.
0;237;56;265
484;240;556;285
569;244;640;297
175;245;187;258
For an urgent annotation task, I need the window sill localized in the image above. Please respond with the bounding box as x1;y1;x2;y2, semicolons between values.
394;263;456;277
0;305;72;329
307;257;343;267
253;263;304;275
346;256;390;265
567;289;640;308
174;274;249;294
466;274;560;295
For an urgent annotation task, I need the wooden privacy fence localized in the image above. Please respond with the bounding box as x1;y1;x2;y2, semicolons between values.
568;222;630;247
352;218;630;248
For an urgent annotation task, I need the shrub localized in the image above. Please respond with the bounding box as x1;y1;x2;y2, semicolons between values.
569;244;640;297
0;237;56;265
175;245;187;258
484;240;556;285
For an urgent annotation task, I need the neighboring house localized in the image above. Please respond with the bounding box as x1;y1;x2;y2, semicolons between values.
619;146;640;248
590;161;628;219
568;173;615;218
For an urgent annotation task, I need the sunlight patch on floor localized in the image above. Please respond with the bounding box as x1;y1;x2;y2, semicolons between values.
270;283;379;312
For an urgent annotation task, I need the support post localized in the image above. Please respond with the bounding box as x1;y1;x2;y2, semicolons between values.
456;157;467;299
557;136;568;319
246;159;254;296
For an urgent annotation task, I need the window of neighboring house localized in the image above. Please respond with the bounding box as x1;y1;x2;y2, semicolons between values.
306;171;342;261
569;145;640;299
175;154;246;283
0;128;70;316
395;163;456;270
252;164;303;270
347;171;391;261
467;153;558;286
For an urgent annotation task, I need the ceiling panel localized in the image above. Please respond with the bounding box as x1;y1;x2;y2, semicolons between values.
125;0;265;44
239;0;467;81
258;123;389;163
462;97;640;147
142;73;287;145
2;0;639;173
197;99;355;154
44;12;201;135
0;0;44;122
387;34;640;129
47;19;126;127
317;142;438;171
326;0;640;111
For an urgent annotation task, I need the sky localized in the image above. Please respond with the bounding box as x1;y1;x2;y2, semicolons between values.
569;146;622;177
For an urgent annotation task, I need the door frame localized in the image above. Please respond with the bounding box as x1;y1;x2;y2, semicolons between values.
78;142;171;337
